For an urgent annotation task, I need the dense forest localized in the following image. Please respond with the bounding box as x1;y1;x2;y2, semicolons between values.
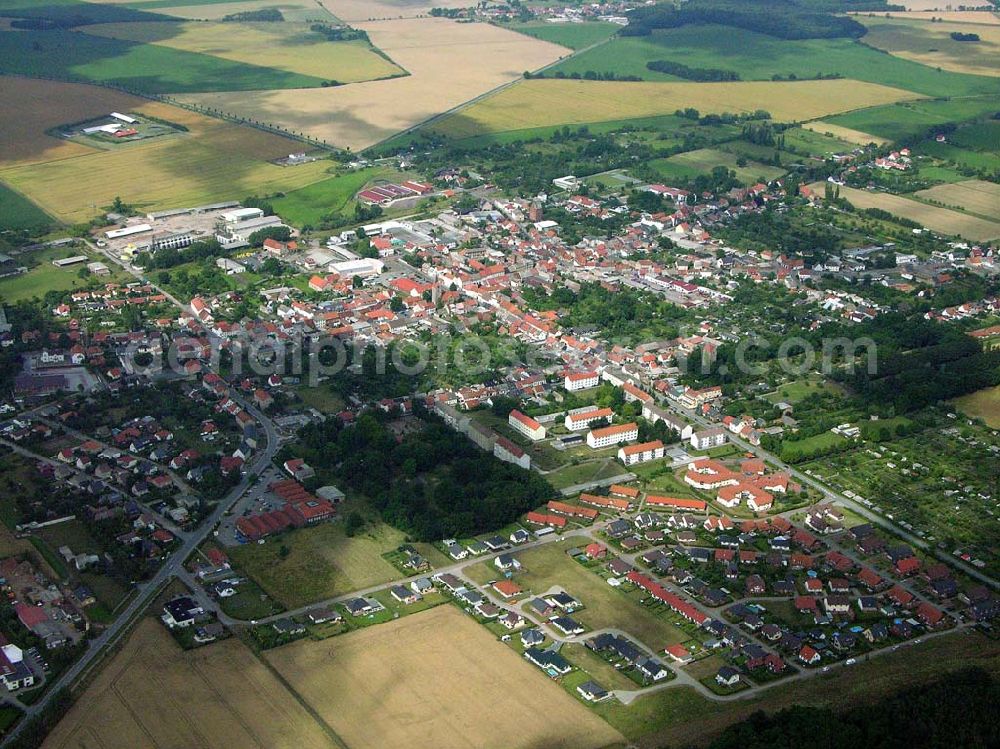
289;407;554;540
707;667;1000;749
623;0;869;40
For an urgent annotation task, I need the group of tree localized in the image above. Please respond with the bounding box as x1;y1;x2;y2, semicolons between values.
135;237;226;270
222;8;282;21
289;407;554;541
709;667;1000;749
647;59;740;81
623;0;869;40
310;24;368;42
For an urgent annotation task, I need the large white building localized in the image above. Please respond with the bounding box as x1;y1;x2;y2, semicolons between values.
690;427;727;451
565;407;613;431
587;422;638;449
564;371;599;392
508;410;546;441
494;436;531;470
618;439;665;466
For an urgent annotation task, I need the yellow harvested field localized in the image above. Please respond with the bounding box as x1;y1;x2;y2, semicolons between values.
1;95;333;223
85;21;403;82
0;76;146;168
178;17;567;150
952;385;1000;428
42;618;337;749
897;0;963;8
430;79;919;139
267;605;624;749
319;0;471;22
852;10;1000;24
914;180;1000;221
802;120;889;146
862;18;1000;76
808;182;1000;241
103;0;333;22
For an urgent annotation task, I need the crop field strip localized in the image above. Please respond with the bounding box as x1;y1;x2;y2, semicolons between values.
428;78;921;140
41;618;337;749
860;17;1000;78
808;183;1000;242
913;180;1000;222
177;17;567;151
265;605;625;749
82;20;404;83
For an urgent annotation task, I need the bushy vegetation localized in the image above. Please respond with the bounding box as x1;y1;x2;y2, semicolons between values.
222;8;283;22
710;667;1000;749
623;0;868;40
646;59;740;82
291;408;554;541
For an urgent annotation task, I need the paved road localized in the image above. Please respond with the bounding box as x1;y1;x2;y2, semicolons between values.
1;392;281;746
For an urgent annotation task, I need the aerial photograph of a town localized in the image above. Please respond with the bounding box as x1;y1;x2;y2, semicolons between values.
0;0;998;747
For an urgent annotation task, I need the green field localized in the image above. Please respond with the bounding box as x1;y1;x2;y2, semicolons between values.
0;247;126;303
499;543;691;651
504;20;620;50
270;167;398;227
650;148;786;185
228;515;451;609
543;25;1000;99
0;182;54;232
0;28;325;94
780;127;857;158
827;97;1000;142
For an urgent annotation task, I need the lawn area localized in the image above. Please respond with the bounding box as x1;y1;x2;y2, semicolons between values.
779;431;848;462
0;246;127;304
503;20;620;50
294;385;346;414
0;27;324;94
0;182;54;232
269;166;400;227
218;578;285;621
228;517;450;609
780;126;857;158
765;375;841;404
594;628;1000;746
546;460;627;491
543;24;1000;98
560;642;642;691
512;543;689;651
951;384;1000;428
650;148;785;186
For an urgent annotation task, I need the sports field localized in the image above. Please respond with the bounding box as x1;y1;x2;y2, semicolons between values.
266;605;624;749
0;76;147;168
429;79;918;140
543;24;1000;98
85;21;403;82
178;17;566;150
810;183;1000;242
914;180;1000;221
1;86;333;223
41;618;337;749
861;18;1000;77
952;385;1000;429
650;148;786;185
